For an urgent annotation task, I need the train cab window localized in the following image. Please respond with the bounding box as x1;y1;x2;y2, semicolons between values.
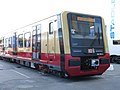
71;21;79;34
67;13;104;57
71;21;95;38
18;34;23;48
70;15;103;42
24;32;31;48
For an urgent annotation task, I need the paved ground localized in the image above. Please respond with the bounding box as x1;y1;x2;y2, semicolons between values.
0;60;120;90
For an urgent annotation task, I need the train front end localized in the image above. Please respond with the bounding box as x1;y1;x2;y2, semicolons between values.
61;11;110;77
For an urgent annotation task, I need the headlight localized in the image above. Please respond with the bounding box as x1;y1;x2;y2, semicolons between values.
91;59;99;67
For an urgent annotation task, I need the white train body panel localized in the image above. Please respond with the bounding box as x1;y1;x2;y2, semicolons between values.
107;0;120;56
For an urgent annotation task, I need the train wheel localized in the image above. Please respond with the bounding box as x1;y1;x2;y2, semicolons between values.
110;56;116;63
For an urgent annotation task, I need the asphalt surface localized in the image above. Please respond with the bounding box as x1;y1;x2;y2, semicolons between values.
0;60;120;90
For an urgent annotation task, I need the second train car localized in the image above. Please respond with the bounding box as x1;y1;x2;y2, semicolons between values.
0;11;110;77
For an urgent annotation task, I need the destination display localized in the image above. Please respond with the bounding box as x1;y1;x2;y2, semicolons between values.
77;16;95;22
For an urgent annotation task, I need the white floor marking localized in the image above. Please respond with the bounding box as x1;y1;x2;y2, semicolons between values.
107;64;114;70
0;64;3;67
12;70;30;78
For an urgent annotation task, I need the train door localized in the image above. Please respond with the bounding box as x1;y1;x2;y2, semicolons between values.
13;32;17;55
2;37;5;54
48;21;56;61
32;25;41;60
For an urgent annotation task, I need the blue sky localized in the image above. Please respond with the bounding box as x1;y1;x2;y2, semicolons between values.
0;0;110;36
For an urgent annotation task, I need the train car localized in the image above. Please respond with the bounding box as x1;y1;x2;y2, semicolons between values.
0;38;3;53
0;11;110;77
107;0;120;63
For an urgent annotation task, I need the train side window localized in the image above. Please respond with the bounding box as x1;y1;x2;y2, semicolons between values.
5;38;8;48
37;24;41;42
32;27;36;35
113;40;120;45
49;22;54;34
8;37;12;48
18;34;23;48
24;32;31;48
37;24;41;34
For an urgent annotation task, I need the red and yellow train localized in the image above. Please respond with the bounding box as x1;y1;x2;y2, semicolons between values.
0;11;110;77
